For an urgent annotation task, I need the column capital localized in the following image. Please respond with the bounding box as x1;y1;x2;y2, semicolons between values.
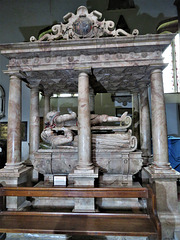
144;165;180;179
150;68;162;75
78;72;89;77
29;84;40;91
41;91;53;97
75;68;92;76
9;74;21;80
4;70;26;80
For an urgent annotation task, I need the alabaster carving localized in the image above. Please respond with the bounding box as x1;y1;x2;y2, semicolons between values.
34;148;143;176
35;108;142;185
40;110;132;148
30;6;139;42
41;127;74;148
91;130;137;152
45;109;77;127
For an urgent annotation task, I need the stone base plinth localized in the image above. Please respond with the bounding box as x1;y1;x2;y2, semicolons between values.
68;167;98;187
73;198;96;212
158;213;180;239
0;166;32;210
144;165;180;239
68;167;98;212
144;164;180;177
0;166;32;185
99;173;132;187
97;197;143;211
97;182;145;210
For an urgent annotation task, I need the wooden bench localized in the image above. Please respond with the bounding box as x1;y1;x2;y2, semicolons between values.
0;185;161;239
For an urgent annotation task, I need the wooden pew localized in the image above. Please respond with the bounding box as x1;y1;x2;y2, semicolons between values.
0;185;161;239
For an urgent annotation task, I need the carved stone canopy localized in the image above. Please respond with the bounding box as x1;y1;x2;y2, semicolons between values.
0;33;174;95
0;3;175;96
30;6;139;42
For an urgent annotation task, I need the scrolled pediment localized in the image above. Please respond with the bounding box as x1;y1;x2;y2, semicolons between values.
30;6;139;42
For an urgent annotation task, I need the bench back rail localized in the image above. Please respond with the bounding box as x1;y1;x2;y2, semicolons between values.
0;185;161;239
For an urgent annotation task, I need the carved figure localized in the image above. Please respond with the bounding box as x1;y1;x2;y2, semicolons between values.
45;108;77;127
41;127;73;148
41;109;130;148
90;111;128;125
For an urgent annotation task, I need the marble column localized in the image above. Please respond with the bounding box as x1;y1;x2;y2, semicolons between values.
43;93;51;126
150;69;169;168
0;75;32;210
144;69;180;240
77;72;93;170
69;72;98;212
6;75;22;169
140;88;151;165
29;86;40;164
132;93;140;149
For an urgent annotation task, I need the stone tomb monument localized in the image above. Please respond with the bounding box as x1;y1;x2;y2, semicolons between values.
36;109;142;186
29;6;143;189
0;5;180;238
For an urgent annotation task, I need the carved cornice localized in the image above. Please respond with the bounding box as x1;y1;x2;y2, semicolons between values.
30;6;139;42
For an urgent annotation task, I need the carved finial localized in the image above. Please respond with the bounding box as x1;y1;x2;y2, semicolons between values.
30;6;139;42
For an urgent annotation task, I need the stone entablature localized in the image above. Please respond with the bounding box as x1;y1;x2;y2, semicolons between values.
0;34;173;95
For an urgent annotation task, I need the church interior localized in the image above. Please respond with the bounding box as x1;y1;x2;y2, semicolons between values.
0;0;180;239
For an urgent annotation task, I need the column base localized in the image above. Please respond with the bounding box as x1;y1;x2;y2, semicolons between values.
0;166;32;210
68;167;98;187
144;164;180;179
3;162;25;173
68;167;98;212
0;165;32;183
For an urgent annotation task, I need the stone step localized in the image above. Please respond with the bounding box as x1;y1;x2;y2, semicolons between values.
5;233;69;240
5;233;148;240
